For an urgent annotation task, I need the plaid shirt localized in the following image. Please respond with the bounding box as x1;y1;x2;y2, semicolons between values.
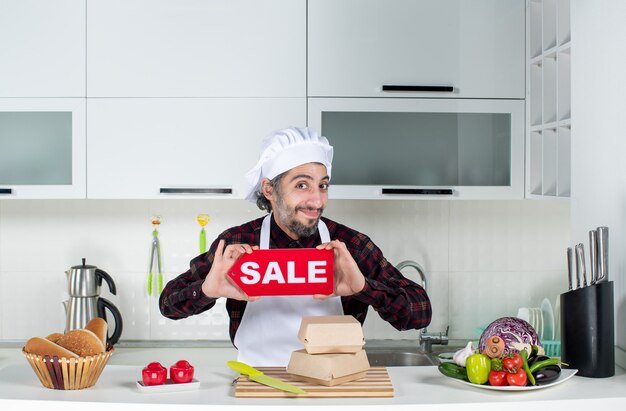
159;214;431;344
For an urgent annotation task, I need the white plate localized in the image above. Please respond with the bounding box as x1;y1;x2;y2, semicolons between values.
534;307;544;340
541;298;555;340
554;297;561;339
516;307;530;323
446;369;577;391
136;378;200;393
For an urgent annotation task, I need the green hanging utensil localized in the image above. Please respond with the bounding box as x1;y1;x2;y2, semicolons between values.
148;215;163;296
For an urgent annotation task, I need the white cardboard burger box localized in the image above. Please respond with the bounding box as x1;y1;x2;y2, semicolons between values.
297;315;365;354
286;349;370;386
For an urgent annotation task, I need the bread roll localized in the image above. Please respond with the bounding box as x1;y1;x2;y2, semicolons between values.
56;329;105;357
46;333;64;343
84;317;108;346
25;337;79;358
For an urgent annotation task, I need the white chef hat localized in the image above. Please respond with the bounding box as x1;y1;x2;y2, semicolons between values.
244;127;333;202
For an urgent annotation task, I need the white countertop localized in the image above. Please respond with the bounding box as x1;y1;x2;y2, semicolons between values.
1;346;625;411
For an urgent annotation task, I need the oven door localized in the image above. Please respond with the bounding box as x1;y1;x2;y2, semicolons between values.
308;98;524;200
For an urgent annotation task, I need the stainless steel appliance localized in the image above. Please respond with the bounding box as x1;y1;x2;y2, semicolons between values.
63;258;123;345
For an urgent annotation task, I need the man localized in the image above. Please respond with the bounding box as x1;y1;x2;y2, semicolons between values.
159;127;431;366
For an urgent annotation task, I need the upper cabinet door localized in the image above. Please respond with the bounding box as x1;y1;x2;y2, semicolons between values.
0;98;86;199
86;0;306;97
308;0;525;99
0;0;85;97
87;98;305;199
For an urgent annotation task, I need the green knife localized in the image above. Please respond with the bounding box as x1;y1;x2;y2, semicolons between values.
227;361;306;394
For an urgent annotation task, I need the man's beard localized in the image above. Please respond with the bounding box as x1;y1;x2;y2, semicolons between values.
274;192;324;238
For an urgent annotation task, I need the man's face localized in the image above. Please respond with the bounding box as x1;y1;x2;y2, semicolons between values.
265;163;329;240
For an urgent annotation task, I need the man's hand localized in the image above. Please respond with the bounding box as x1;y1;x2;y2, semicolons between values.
201;240;260;301
313;240;366;299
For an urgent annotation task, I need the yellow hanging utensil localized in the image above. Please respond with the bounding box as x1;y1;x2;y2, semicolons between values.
197;214;210;254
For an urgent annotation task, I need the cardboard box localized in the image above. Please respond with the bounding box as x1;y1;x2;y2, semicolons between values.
298;315;364;354
286;349;370;386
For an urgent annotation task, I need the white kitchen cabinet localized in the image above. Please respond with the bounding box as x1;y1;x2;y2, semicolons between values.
309;98;525;200
86;0;305;98
526;0;571;198
0;0;85;97
308;0;525;99
0;99;86;199
87;98;305;199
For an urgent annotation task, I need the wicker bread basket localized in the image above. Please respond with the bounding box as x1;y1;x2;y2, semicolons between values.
22;347;114;390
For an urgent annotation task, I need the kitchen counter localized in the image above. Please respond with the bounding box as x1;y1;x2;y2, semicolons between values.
1;346;625;411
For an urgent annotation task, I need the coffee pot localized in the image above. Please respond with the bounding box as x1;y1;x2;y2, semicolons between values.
63;258;123;345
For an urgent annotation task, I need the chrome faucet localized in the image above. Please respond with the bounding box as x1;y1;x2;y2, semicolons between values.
395;260;448;353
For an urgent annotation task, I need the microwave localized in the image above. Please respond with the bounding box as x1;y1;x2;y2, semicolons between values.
308;98;524;200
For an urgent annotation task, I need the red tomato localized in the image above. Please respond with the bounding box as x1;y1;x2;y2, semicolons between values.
502;353;523;373
170;360;195;384
142;362;167;386
506;368;528;386
488;370;509;386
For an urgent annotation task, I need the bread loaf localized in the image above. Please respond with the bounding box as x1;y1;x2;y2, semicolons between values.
84;317;108;347
46;333;64;343
56;329;105;357
25;337;79;358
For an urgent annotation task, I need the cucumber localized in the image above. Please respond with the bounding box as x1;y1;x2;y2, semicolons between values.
438;362;469;381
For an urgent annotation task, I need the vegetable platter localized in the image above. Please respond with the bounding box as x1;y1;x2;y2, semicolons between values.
438;317;575;391
444;369;577;391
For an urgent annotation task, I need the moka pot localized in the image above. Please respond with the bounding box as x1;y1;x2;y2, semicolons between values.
63;258;123;345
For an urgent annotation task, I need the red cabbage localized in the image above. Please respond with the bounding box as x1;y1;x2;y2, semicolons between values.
479;317;541;355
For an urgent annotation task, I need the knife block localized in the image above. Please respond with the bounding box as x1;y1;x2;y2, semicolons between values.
560;281;615;378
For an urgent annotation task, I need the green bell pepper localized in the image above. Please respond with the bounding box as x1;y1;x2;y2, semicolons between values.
466;353;490;385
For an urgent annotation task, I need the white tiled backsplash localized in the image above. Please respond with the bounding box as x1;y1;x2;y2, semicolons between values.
0;199;569;343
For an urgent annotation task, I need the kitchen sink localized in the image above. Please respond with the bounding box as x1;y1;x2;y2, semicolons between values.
362;340;468;367
365;349;439;367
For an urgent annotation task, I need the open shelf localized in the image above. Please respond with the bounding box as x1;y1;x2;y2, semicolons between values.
558;47;571;121
529;1;543;59
557;125;571;197
530;62;543;126
543;53;557;124
557;0;571;46
526;0;571;200
529;130;543;195
542;128;558;196
542;0;557;51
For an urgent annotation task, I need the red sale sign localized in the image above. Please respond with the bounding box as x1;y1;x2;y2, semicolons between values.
228;248;334;297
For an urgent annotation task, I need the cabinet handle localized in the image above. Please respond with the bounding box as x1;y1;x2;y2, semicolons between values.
382;85;454;92
0;188;12;195
382;188;454;195
159;188;233;195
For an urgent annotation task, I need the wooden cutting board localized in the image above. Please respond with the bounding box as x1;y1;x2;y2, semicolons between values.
233;367;394;398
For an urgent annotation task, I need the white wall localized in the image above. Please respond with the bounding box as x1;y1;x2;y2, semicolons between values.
0;199;569;344
571;1;626;367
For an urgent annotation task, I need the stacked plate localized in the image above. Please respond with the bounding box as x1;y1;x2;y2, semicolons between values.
516;298;555;341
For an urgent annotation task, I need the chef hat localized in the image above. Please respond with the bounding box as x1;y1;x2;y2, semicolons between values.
244;127;333;202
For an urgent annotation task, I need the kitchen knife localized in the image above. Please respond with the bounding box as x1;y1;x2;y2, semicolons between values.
566;247;574;290
596;226;609;282
227;361;306;394
589;230;598;285
575;243;586;288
